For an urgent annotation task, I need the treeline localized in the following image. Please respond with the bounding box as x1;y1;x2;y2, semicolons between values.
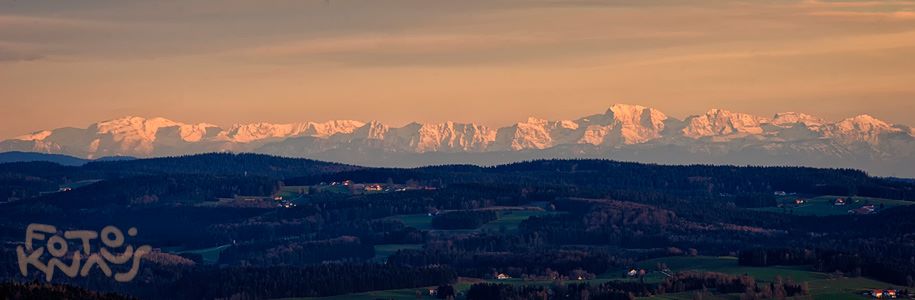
5;155;915;206
304;184;532;222
169;264;456;299
465;282;647;300
0;162;74;202
81;152;360;178
34;174;279;208
388;248;622;278
518;199;681;247
739;248;915;287
0;153;359;203
431;210;498;230
218;236;375;266
657;271;806;297
465;271;807;300
1;258;456;299
489;160;914;201
0;173;58;201
0;281;135;300
290;159;915;201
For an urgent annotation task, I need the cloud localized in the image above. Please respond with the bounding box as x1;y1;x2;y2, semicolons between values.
0;51;42;62
799;0;915;8
222;4;712;67
625;29;915;66
793;0;915;21
808;10;915;20
225;33;605;67
0;15;108;31
0;15;124;62
239;34;554;58
0;41;44;62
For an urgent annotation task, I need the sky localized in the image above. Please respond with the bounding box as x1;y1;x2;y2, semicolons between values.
1;0;914;138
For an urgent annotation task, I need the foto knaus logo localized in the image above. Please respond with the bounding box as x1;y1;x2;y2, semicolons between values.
17;223;152;282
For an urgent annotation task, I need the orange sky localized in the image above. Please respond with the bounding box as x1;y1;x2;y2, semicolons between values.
1;0;914;138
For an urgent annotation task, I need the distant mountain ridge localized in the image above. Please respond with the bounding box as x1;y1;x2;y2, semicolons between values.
2;104;913;176
0;151;136;166
0;151;89;166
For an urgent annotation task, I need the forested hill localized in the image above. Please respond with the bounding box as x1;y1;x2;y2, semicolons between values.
80;152;361;177
0;153;362;206
288;159;915;202
0;151;89;166
0;152;360;179
4;154;913;209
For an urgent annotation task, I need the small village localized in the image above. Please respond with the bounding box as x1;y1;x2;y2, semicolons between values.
770;192;901;216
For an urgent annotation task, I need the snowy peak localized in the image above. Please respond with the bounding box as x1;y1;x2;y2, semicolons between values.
221;122;301;143
605;104;668;144
354;121;389;140
218;120;363;143
71;116;216;156
682;109;768;139
88;116;221;143
307;120;365;138
771;112;824;128
496;117;559;150
94;116;175;141
5;116;366;157
15;130;53;141
835;114;893;131
410;122;495;152
488;104;673;149
828;114;901;144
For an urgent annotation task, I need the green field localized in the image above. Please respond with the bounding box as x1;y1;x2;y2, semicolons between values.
388;214;436;230
60;179;103;189
478;210;558;232
373;244;423;262
173;244;231;264
753;195;913;216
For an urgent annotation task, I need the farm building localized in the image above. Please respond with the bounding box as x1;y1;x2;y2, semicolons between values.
365;184;383;191
870;289;897;298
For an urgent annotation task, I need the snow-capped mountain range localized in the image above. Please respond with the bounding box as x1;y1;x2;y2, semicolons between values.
3;104;914;176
